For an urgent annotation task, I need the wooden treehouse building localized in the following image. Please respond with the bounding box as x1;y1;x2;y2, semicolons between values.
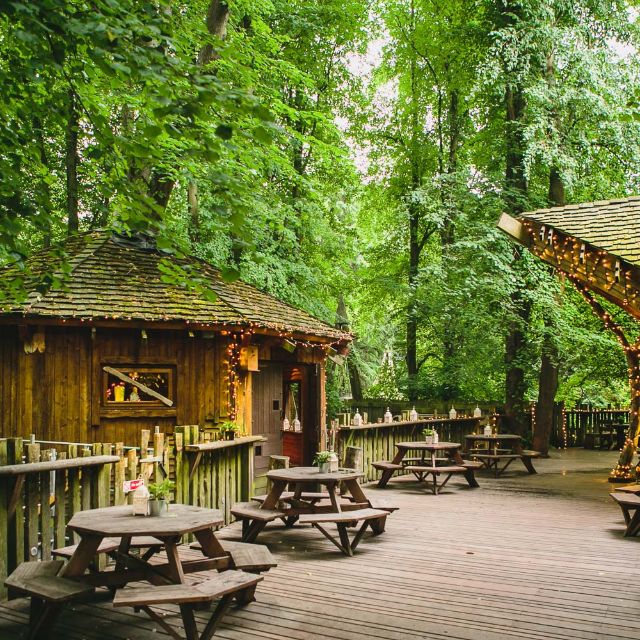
0;231;350;481
499;196;640;437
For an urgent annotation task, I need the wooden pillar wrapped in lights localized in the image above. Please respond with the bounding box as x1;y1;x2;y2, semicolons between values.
498;197;640;479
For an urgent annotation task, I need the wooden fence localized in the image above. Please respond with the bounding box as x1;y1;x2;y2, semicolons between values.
0;427;261;598
549;407;630;447
337;418;480;483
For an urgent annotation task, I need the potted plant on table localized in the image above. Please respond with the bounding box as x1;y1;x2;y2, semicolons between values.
423;428;435;445
148;479;175;517
313;451;332;473
220;421;238;441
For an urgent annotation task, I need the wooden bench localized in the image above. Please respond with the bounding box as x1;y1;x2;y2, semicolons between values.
470;453;522;477
297;508;388;556
189;540;276;574
610;492;640;536
365;496;400;534
5;560;95;639
230;502;287;542
372;461;404;488
520;450;541;474
251;491;329;504
53;535;166;566
404;464;473;494
114;570;263;640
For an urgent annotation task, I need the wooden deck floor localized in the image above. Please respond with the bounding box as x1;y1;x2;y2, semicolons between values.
0;448;638;640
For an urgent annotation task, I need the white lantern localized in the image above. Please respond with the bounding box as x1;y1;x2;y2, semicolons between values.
353;408;362;427
409;406;418;421
293;414;301;432
384;407;393;423
449;406;457;420
473;405;482;418
283;416;290;431
433;430;439;444
132;481;150;517
328;451;339;472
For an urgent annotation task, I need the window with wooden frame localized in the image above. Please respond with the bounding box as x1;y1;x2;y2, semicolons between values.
102;365;176;407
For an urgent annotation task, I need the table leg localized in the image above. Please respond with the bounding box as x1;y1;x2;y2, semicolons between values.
261;480;288;510
327;482;341;513
343;478;368;505
193;528;227;558
378;449;407;488
164;537;186;583
60;534;104;578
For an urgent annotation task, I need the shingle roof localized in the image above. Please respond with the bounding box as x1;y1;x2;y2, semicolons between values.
522;196;640;265
0;231;349;341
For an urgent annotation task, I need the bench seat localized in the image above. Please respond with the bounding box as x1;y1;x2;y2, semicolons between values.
372;461;403;471
189;540;276;573
52;537;121;560
613;484;640;495
611;492;640;537
471;454;521;460
6;560;94;603
405;464;467;474
231;502;286;522
298;508;388;556
521;450;542;458
298;508;388;525
114;570;264;640
251;491;329;503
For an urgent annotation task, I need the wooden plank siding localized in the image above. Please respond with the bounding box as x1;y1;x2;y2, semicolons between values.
0;327;230;445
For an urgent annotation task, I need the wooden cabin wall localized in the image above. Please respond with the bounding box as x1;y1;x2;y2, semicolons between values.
0;325;229;445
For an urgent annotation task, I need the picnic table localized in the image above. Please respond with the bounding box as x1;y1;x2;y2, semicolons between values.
7;504;267;640
464;434;540;477
373;441;481;494
231;467;392;556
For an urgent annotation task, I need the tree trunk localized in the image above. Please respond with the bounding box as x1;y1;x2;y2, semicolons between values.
335;296;363;401
534;166;564;454
503;70;530;435
406;197;420;401
149;0;230;210
65;90;79;234
187;181;199;243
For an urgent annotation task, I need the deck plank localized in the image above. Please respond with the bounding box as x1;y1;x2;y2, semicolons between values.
0;449;637;640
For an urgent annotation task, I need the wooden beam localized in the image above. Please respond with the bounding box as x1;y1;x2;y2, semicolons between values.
497;213;532;247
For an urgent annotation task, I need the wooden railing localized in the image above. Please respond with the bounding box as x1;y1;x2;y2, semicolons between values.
549;407;630;447
0;427;261;599
337;418;480;483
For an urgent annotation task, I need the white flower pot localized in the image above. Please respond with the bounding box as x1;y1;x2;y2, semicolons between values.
318;462;330;473
425;436;433;445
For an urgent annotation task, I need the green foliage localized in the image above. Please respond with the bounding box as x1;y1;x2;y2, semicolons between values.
148;479;175;501
313;451;332;464
2;0;640;416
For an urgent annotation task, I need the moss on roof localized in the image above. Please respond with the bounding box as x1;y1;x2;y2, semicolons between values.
0;231;350;341
522;196;640;266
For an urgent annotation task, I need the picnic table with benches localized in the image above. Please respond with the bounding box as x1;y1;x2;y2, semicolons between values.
373;441;481;494
231;466;394;556
464;434;540;477
6;503;272;640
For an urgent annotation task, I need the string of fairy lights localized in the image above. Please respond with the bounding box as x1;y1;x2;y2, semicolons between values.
523;218;640;480
221;326;349;422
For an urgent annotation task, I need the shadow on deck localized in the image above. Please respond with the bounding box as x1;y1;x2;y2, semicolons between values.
0;448;637;640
